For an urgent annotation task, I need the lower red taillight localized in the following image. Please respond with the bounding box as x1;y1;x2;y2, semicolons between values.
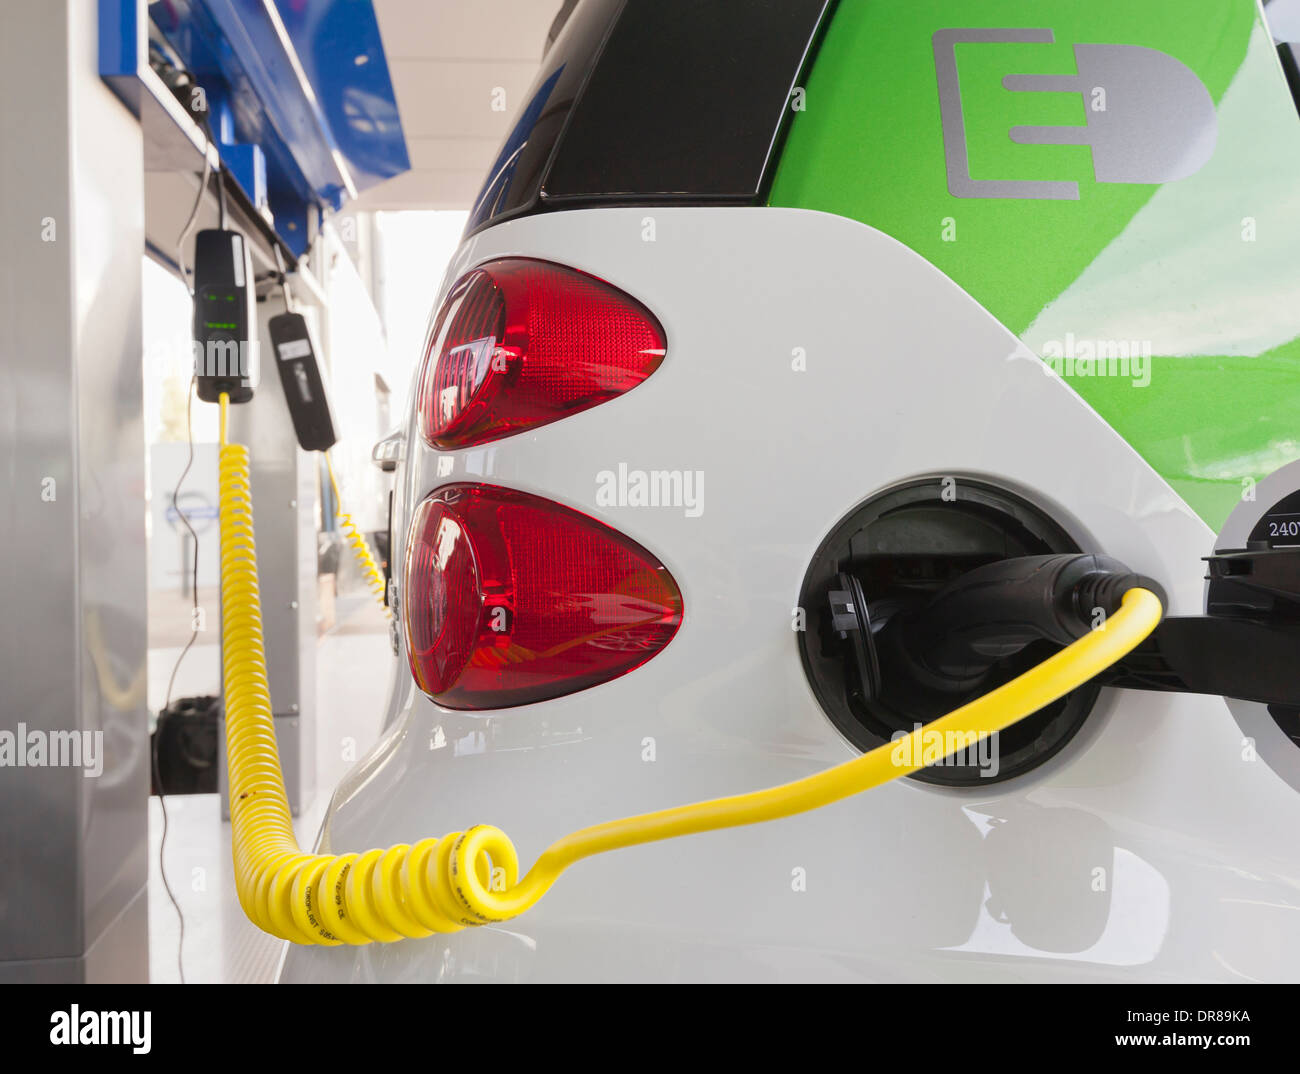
404;484;683;709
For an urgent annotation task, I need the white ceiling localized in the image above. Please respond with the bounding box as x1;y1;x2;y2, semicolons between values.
359;0;560;210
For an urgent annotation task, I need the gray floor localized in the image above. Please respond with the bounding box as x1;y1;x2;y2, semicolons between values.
147;596;392;983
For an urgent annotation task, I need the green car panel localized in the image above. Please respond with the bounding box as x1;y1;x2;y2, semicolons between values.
771;0;1300;528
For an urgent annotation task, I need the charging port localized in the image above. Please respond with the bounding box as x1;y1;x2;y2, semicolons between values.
798;479;1098;786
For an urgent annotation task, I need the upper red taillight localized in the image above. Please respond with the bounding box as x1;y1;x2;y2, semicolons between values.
404;484;683;709
416;259;666;449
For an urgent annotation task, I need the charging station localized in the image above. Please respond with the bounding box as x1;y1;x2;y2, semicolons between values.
4;0;1300;996
0;0;406;983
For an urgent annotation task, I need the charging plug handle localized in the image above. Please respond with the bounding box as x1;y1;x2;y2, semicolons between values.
892;553;1165;690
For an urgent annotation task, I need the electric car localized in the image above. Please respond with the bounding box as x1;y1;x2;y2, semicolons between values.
280;0;1300;982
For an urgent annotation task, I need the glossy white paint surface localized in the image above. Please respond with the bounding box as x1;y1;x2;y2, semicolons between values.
281;207;1300;982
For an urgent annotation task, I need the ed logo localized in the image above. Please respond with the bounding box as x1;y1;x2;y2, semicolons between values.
933;28;1217;200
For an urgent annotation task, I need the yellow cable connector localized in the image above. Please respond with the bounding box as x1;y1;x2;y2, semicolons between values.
218;394;1164;945
323;449;391;620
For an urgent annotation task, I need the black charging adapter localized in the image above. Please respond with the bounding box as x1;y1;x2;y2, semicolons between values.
268;311;337;452
193;228;256;403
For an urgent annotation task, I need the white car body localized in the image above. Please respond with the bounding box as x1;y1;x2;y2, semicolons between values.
280;206;1300;982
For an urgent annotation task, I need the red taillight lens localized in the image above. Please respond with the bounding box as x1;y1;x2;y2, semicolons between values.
417;259;665;449
404;484;683;709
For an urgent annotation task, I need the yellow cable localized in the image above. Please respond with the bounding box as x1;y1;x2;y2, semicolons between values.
323;449;391;620
218;392;1164;944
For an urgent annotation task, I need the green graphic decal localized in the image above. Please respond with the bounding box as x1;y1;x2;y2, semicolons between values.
770;0;1300;528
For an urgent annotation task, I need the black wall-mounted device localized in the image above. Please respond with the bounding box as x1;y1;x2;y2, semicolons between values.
193;228;256;403
268;312;337;452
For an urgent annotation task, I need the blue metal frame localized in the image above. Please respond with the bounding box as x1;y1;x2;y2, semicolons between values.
100;0;409;256
273;0;411;194
99;0;149;113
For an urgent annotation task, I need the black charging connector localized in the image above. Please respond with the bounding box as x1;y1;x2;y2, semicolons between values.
800;480;1110;784
828;543;1300;717
884;553;1165;694
268;312;337;452
827;551;1165;708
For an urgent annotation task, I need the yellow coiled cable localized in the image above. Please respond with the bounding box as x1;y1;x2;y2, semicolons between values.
218;393;1164;945
323;449;391;620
